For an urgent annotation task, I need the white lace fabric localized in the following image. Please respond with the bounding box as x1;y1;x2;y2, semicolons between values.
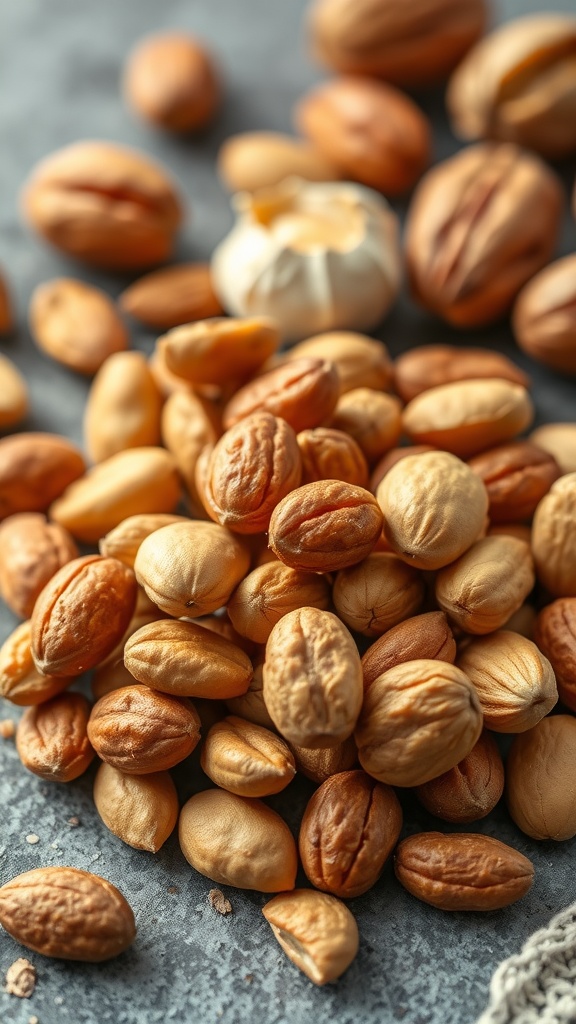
476;904;576;1024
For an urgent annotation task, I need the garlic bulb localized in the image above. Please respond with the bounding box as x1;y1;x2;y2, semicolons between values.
211;179;401;341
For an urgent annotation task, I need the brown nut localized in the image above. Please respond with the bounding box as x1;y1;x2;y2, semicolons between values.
405;143;562;326
532;474;576;597
269;480;383;573
179;789;297;892
530;423;576;476
394;833;534;911
290;736;358;783
0;513;78;619
0;269;13;334
200;716;296;797
295;76;430;195
160;389;220;515
223;358;339;433
120;263;223;330
0;867;136;961
361;611;457;688
415;730;504;824
506;715;576;841
394;345;529;404
262;889;359;985
309;0;487;86
30;554;137;677
159;317;280;388
99;513;189;569
123;33;220;133
21;140;183;269
0;356;28;429
217;132;339;193
402;379;534;459
468;442;561;523
297;427;368;488
0;433;85;521
227;561;331;644
457;631;557;733
377;451;488;569
447;15;576;159
49;447;181;543
299;770;402;898
534;598;576;712
330;388;402;463
263;607;363;748
513;255;576;375
333;552;424;637
93;762;179;852
16;692;94;783
282;331;393;394
202;413;302;533
124;619;252;699
355;659;483;786
134;520;249;618
435;536;535;635
0;621;71;706
29;279;128;376
84;352;163;463
88;684;201;774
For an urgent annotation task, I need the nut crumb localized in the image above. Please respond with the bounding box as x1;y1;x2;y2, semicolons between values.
209;888;233;915
29;1017;39;1024
0;719;15;739
67;816;80;827
167;886;178;895
4;958;37;998
25;835;39;845
244;973;254;983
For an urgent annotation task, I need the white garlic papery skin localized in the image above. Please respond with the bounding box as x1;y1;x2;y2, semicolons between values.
211;179;402;341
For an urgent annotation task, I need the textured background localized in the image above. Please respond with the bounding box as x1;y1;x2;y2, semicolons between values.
0;1;575;1023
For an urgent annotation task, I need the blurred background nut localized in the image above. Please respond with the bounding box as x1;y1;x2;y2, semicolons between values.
99;513;188;569
308;0;487;86
506;715;576;841
0;433;85;521
123;32;220;133
0;621;71;707
84;352;163;463
16;692;94;783
332;552;424;637
361;611;457;689
280;331;393;394
532;474;576;597
414;731;504;824
297;428;368;488
448;15;576;158
0;356;28;430
534;598;576;712
160;390;220;517
457;631;557;733
21;140;183;269
29;279;128;376
158;317;280;388
217;132;339;193
513;255;576;375
0;513;78;619
0;268;13;334
289;737;358;784
200;716;296;797
299;770;402;898
330;388;402;464
223;358;339;433
120;263;223;330
294;76;431;195
405;143;562;326
93;763;179;853
530;423;576;476
393;345;529;404
468;442;561;523
263;889;359;985
227;562;330;645
370;445;436;493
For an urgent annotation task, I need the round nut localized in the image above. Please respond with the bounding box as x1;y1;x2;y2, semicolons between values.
0;433;85;521
289;736;358;784
227;561;331;645
506;715;576;840
217;132;339;193
98;513;189;569
0;513;78;619
532;473;576;597
262;889;359;985
297;427;368;488
529;423;576;476
93;763;179;852
282;331;393;394
414;730;504;824
332;552;424;636
330;387;402;463
200;716;296;797
513;254;576;374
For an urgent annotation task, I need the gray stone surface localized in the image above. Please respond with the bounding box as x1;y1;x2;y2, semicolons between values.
0;0;575;1022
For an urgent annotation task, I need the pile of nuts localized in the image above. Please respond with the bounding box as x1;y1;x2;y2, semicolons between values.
0;0;576;994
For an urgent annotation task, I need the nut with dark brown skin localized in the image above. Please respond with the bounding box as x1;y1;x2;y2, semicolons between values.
30;555;137;677
290;736;358;783
223;358;340;434
0;268;12;334
361;611;457;688
124;33;220;133
468;442;561;523
405;142;563;326
0;433;85;522
0;513;78;619
297;427;368;488
513;254;576;375
299;770;402;898
534;598;576;712
506;715;576;841
394;833;534;911
16;692;94;783
394;345;529;404
414;730;504;824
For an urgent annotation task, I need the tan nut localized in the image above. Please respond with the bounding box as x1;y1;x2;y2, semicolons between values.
99;513;189;568
0;513;78;619
532;474;576;597
394;345;529;403
158;317;280;387
506;715;576;841
93;762;179;852
16;692;94;782
263;889;359;985
333;552;424;636
0;433;85;521
223;358;340;433
217;132;339;193
29;278;128;375
227;561;331;644
200;716;296;797
0;621;71;706
330;388;402;463
514;255;576;375
534;598;576;712
84;351;163;463
468;441;561;523
282;330;393;394
0;356;28;429
120;263;223;330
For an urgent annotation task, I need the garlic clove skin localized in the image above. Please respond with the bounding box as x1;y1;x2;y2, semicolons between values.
211;178;401;342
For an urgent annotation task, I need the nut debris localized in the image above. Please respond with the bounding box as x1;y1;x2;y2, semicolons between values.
25;835;39;845
209;889;233;915
4;957;37;998
0;719;15;739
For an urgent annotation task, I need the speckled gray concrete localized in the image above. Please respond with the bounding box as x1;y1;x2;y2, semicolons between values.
0;1;575;1022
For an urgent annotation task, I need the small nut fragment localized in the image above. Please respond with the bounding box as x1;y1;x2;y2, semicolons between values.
468;441;560;523
159;317;280;388
227;561;331;644
84;351;163;463
179;789;297;892
88;684;201;774
290;736;358;783
0;356;28;429
299;770;402;898
513;254;576;375
355;659;482;786
223;358;339;434
0;513;78;619
394;833;534;911
0;621;70;707
123;33;220;133
120;263;223;329
4;957;36;998
201;716;296;797
297;427;368;487
506;715;576;841
93;762;179;852
361;611;457;688
218;132;339;193
16;692;94;783
0;433;85;521
394;345;529;403
29;278;128;375
330;388;402;463
435;536;535;635
534;598;576;712
263;607;363;748
0;866;136;961
269;480;383;573
532;474;576;597
333;552;424;636
263;889;358;985
282;331;393;394
99;513;189;568
415;730;504;824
